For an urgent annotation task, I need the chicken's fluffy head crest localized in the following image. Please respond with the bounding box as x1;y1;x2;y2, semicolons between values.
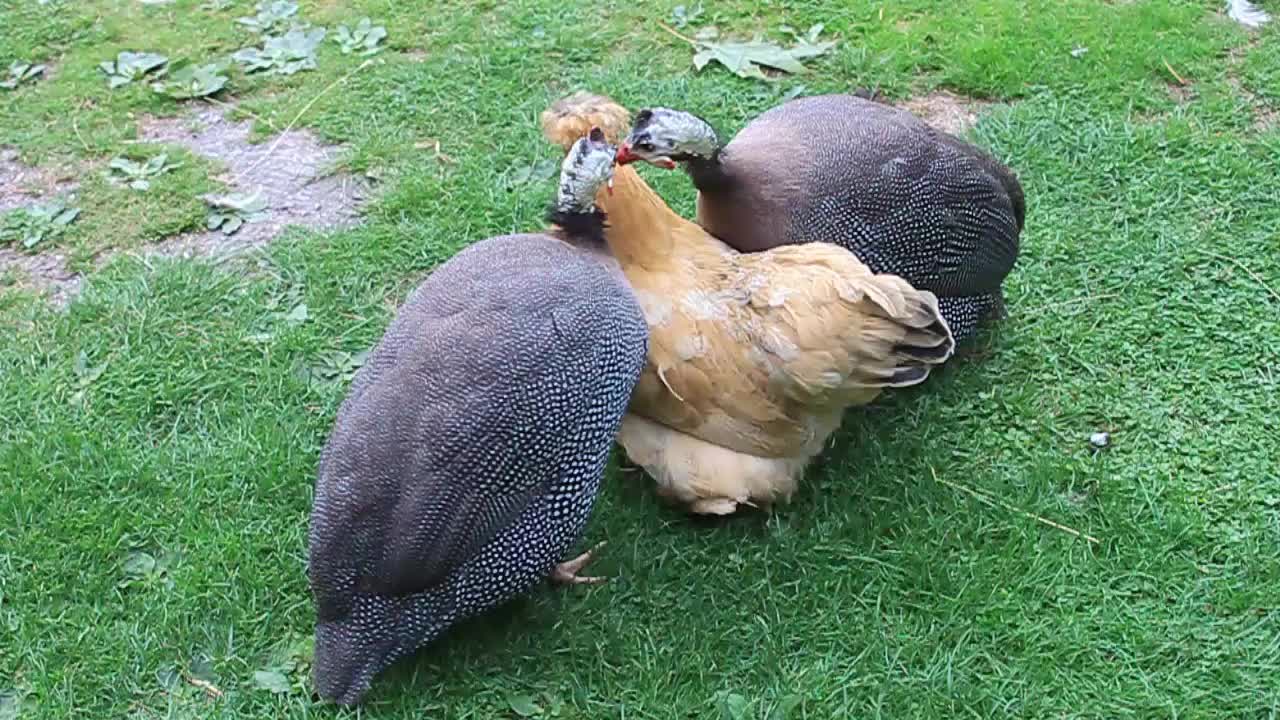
540;92;632;150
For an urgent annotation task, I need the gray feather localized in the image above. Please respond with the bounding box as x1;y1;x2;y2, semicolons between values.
695;94;1023;341
306;233;647;705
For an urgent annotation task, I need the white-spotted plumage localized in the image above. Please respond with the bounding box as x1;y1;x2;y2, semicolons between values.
307;135;646;706
622;94;1024;341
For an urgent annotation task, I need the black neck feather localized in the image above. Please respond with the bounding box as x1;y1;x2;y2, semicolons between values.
547;206;608;247
682;149;735;192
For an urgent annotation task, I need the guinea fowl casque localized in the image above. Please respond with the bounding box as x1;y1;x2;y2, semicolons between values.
540;93;956;516
306;130;647;706
615;93;1025;342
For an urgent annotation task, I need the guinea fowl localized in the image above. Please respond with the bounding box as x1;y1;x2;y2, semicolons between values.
306;130;647;706
615;94;1025;342
540;93;955;515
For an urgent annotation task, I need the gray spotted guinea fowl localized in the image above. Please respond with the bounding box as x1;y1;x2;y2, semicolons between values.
306;129;647;706
615;93;1024;342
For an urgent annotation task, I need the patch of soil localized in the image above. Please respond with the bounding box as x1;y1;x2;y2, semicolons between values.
138;105;370;260
1255;105;1279;132
0;247;82;307
1;106;371;308
1223;39;1277;132
1166;82;1196;105
897;91;993;134
0;147;80;213
0;148;83;307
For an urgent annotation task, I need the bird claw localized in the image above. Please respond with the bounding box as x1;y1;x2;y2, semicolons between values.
551;541;608;585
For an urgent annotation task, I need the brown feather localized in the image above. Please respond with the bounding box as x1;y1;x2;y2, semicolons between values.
545;93;958;513
539;92;632;150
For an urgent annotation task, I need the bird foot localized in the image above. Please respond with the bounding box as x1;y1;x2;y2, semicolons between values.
551;541;608;585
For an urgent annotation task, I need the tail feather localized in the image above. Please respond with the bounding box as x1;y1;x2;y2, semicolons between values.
844;279;955;392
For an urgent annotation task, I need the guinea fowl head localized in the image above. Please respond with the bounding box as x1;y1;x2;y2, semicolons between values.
555;127;617;214
616;108;718;168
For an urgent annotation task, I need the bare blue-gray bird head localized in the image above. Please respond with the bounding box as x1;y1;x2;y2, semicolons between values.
555;127;618;213
616;108;718;168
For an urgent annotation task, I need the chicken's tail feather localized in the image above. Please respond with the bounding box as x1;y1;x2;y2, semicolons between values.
847;280;956;390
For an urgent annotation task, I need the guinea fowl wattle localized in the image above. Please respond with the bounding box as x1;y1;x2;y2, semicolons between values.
616;94;1025;342
306;130;647;706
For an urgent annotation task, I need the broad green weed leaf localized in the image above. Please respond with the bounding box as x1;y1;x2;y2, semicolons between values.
252;670;290;694
335;17;387;55
123;551;157;578
768;694;802;720
690;26;836;81
237;1;298;34
718;692;749;720
153;61;229;99
235;27;326;75
100;51;169;87
284;303;308;325
1;61;46;89
507;694;541;717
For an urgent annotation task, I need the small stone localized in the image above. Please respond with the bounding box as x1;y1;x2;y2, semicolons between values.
1089;431;1110;449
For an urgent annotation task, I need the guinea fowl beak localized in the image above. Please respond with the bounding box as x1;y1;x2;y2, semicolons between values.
615;143;638;165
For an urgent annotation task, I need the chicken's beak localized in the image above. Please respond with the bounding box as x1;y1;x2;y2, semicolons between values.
615;143;639;165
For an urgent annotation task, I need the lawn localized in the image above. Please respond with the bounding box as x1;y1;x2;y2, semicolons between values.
2;0;1279;717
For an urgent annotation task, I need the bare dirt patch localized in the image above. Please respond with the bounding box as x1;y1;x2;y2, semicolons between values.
138;105;370;260
1;105;371;308
1254;105;1279;132
0;147;80;213
1165;82;1197;105
897;91;994;134
0;148;84;306
0;248;82;307
1223;39;1277;133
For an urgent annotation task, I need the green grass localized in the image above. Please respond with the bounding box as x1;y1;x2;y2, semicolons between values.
2;0;1280;717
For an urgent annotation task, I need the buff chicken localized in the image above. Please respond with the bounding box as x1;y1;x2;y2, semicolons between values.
539;93;956;515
